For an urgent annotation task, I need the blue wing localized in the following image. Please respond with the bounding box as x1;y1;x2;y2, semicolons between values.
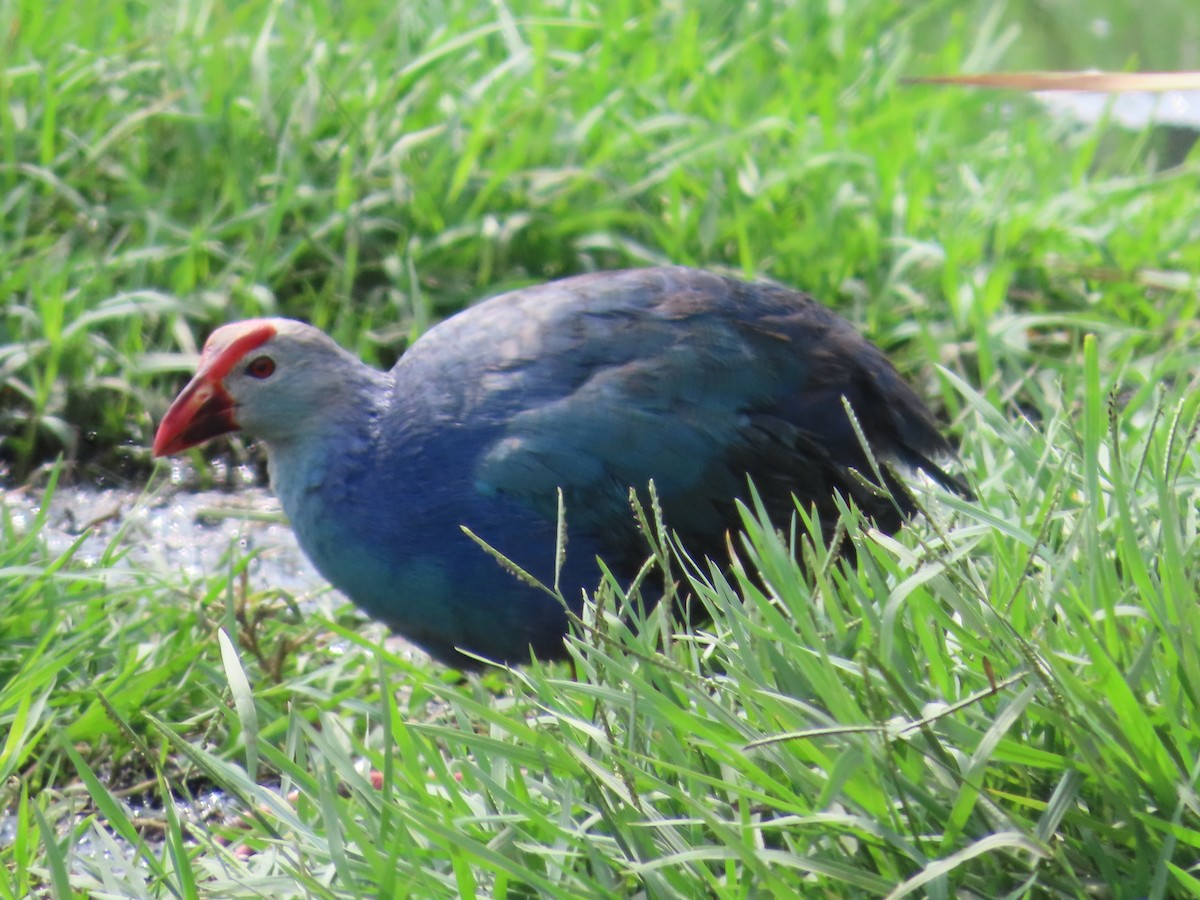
394;267;961;575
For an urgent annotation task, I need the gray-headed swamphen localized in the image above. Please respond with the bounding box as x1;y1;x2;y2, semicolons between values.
154;267;966;666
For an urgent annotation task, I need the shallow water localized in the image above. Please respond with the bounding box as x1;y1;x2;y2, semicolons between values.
1040;88;1200;130
3;467;323;598
4;465;431;662
1;467;430;874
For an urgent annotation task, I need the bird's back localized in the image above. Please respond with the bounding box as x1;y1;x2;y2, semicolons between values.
375;268;959;618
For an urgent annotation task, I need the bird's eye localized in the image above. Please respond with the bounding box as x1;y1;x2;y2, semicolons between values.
245;356;276;379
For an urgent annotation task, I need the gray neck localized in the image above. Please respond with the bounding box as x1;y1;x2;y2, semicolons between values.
264;366;391;518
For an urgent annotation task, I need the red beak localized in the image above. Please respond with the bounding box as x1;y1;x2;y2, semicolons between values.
153;375;238;457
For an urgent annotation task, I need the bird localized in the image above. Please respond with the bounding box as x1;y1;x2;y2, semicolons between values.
153;266;965;667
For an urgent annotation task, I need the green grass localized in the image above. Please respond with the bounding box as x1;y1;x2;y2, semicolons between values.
3;0;1200;895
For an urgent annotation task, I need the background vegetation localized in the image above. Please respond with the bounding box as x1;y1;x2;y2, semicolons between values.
2;0;1199;896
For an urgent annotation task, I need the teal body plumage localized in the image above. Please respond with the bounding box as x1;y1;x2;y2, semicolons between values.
155;267;964;666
